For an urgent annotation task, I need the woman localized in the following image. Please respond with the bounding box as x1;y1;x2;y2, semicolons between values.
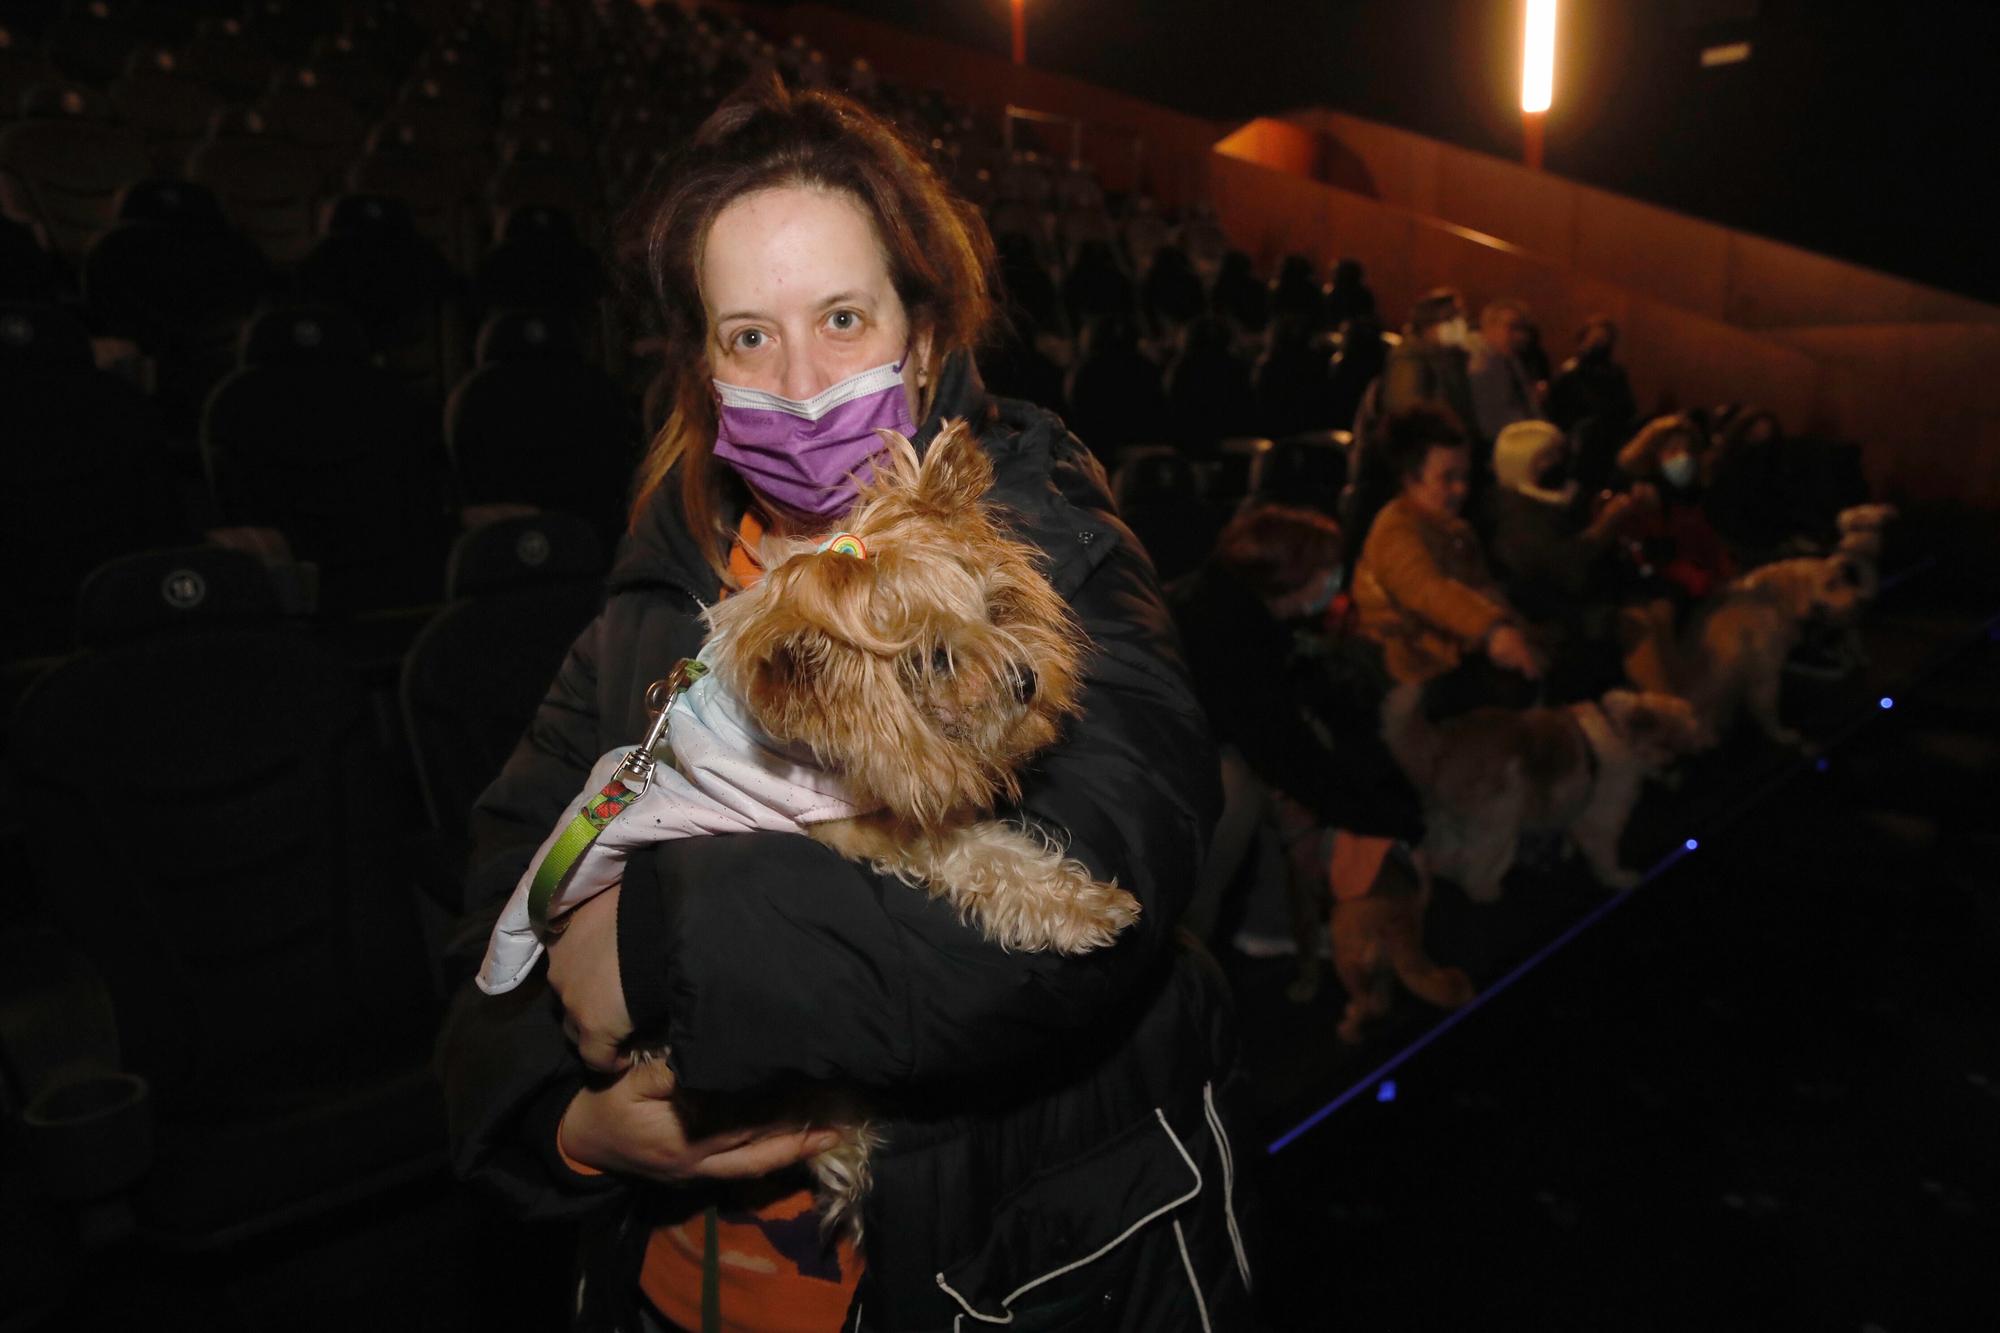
436;79;1250;1333
1350;404;1542;698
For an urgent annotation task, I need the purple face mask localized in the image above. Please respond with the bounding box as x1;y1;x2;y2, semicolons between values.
712;356;916;521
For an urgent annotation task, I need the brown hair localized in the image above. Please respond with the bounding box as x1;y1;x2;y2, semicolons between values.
621;74;997;580
1213;504;1344;600
1381;402;1470;482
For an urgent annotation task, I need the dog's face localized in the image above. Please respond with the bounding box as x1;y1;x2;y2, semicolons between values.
1599;689;1710;762
703;421;1085;827
1746;556;1866;626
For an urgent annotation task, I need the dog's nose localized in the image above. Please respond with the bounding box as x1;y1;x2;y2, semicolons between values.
1014;665;1037;703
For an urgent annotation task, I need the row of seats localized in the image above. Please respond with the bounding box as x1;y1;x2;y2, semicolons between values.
3;299;640;657
5;509;605;1247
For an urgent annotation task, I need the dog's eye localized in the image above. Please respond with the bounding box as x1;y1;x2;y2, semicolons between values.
1014;665;1037;704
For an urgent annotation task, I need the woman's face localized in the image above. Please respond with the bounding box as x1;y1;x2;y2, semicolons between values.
701;184;926;411
1404;444;1472;517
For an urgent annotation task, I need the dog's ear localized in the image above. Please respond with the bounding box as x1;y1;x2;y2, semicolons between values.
915;419;993;514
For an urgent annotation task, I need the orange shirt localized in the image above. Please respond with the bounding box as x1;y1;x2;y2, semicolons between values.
563;509;864;1331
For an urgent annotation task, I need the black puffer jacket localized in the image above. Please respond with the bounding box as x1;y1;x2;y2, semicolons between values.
435;355;1254;1332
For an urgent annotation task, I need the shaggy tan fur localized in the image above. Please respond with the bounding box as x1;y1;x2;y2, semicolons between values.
1384;685;1706;902
687;419;1138;1238
1680;555;1868;747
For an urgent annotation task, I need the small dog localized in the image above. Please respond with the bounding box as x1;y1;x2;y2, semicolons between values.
483;420;1138;1239
1320;836;1472;1044
1681;555;1868;747
1384;684;1705;902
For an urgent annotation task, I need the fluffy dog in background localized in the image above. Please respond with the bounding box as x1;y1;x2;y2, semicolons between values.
1384;684;1705;902
493;421;1137;1239
1681;555;1868;747
1324;842;1473;1044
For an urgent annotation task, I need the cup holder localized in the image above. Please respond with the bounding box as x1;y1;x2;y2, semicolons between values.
22;1070;153;1201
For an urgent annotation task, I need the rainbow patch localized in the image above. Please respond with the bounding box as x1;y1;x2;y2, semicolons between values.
819;532;868;559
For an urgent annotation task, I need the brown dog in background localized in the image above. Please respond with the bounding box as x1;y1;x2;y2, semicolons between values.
1384;684;1706;902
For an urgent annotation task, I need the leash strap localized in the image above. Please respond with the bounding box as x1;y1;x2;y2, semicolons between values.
525;658;708;941
701;1203;722;1333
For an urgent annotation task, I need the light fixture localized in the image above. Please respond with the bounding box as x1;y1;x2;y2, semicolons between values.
1520;0;1557;169
1522;0;1557;113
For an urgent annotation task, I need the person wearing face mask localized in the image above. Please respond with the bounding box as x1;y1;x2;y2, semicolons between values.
1610;414;1738;695
437;77;1249;1333
1616;413;1737;605
1376;287;1481;450
1169;505;1350;946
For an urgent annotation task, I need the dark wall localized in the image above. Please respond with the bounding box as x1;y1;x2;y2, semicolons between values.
799;0;1998;305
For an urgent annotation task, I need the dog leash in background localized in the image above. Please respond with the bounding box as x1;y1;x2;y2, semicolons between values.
526;657;709;942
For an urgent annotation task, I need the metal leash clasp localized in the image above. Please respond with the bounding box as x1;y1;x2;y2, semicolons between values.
612;658;708;794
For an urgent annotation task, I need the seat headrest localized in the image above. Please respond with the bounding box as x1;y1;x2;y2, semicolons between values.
323;192;417;239
447;512;605;599
116;178;225;225
498;204;579;247
1112;448;1199;507
22;82;113;121
474;310;577;366
238;305;369;368
0;302;94;373
75;546;282;649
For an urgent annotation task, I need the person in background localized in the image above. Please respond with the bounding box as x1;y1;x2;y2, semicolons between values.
1171;505;1347;974
1548;314;1638;437
1613;413;1738;695
1466;298;1544;444
1322;256;1377;327
1485;420;1644;700
1375;287;1479;448
1351;403;1544;710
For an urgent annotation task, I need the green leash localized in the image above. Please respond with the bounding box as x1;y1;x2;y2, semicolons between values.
526;659;708;941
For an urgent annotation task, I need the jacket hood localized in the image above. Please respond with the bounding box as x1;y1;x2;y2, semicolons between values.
609;350;1002;601
1493;419;1571;505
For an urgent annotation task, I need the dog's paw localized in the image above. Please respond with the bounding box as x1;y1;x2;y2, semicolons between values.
1336;1008;1367;1044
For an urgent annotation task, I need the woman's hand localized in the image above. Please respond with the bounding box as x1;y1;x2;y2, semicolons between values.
559;1059;842;1185
1485;623;1546;679
546;888;636;1073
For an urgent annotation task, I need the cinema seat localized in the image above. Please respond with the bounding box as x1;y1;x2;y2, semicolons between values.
7;545;444;1249
178;16;278;104
296;192;464;402
444;326;640;543
202;306;448;615
84;178;269;445
185;105;322;267
400;512;607;870
106;47;220;179
0;300;183;658
1111;446;1224;584
0;83;147;263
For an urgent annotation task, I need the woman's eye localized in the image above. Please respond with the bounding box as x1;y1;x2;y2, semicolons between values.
827;310;859;332
733;329;764;350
